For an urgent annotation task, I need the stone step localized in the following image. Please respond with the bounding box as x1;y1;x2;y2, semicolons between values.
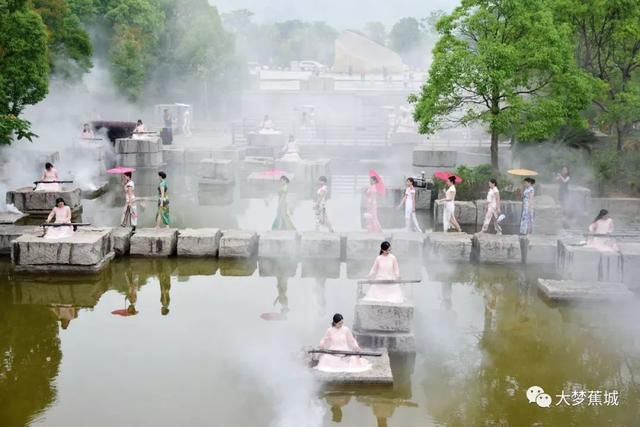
537;278;634;302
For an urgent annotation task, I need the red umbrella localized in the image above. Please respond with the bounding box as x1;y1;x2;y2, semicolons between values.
260;169;288;177
368;169;386;194
107;167;136;175
434;171;463;184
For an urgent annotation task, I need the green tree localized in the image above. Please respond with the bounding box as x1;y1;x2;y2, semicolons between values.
32;0;93;79
364;21;387;46
555;0;640;151
389;17;422;53
411;0;595;169
0;0;49;144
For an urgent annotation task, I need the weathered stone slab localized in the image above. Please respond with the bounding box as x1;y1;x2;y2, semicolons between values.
0;225;40;255
557;241;601;281
599;251;623;283
199;159;234;181
433;200;477;226
412;146;456;167
219;230;258;258
111;227;133;256
198;180;235;206
177;228;221;257
425;232;473;262
115;137;161;154
184;148;213;164
0;212;28;224
537;278;633;302
301;232;341;259
258;230;298;259
346;232;385;260
162;147;185;164
116;151;164;167
248;132;287;147
591;197;640;219
130;228;177;257
354;298;414;333
390;232;424;259
472;233;521;264
12;229;113;272
242;156;275;177
353;331;416;353
7;187;82;214
525;235;557;265
534;199;562;235
619;243;640;290
306;347;393;385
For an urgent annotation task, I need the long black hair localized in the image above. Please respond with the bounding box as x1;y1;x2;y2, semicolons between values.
448;176;456;184
332;313;343;326
379;241;391;255
593;209;608;223
45;162;53;170
55;197;65;205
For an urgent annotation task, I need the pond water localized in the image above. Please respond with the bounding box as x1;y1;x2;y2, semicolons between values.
1;256;639;427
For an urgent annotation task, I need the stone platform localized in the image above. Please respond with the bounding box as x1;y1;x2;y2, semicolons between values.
258;230;298;259
11;229;114;273
6;187;82;215
301;232;341;259
425;232;473;262
354;298;414;333
130;228;178;257
557;240;623;282
178;228;221;257
537;278;634;302
306;347;393;385
345;232;386;260
219;230;258;258
0;225;40;255
472;233;521;264
353;331;416;353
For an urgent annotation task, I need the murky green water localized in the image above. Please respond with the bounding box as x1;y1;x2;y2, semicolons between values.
1;257;639;427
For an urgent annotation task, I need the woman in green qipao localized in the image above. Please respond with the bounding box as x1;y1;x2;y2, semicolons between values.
156;171;170;227
272;175;296;230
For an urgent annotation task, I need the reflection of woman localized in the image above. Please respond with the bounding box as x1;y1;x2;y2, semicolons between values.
160;271;171;316
156;171;170;227
45;198;73;239
587;209;617;252
275;276;289;314
519;178;535;235
272;176;295;230
125;271;139;316
364;241;402;303
35;162;60;191
365;176;383;232
316;313;371;373
51;305;77;330
325;394;351;423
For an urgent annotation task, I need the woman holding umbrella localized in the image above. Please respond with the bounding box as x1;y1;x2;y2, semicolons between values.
121;171;137;230
365;170;384;232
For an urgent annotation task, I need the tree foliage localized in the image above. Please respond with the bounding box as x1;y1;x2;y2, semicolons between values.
0;0;50;144
389;17;422;54
554;0;640;151
364;21;387;46
411;0;596;169
32;0;93;79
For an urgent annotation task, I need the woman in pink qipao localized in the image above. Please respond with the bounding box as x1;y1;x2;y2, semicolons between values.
363;241;403;304
316;313;371;373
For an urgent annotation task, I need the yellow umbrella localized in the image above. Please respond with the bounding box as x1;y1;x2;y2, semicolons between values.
508;168;539;177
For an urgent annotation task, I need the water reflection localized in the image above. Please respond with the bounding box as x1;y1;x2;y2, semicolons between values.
0;259;639;426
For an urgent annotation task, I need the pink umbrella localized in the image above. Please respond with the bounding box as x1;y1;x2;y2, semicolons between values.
107;167;136;174
368;169;386;194
434;171;463;184
260;169;288;177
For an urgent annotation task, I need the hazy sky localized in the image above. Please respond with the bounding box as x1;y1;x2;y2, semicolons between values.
210;0;460;28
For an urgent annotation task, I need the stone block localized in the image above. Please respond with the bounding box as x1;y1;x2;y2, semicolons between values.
525;235;557;265
599;251;623;283
12;229;113;272
258;230;298;259
346;232;386;260
0;225;40;255
534;201;562;235
537;278;633;302
213;146;246;163
116;151;164;167
248;132;286;147
219;230;258;258
619;243;640;290
7;187;82;214
177;228;221;257
199;159;234;181
242;157;275;177
354;299;414;333
0;212;28;224
425;232;473;262
472;233;521;264
353;331;416;353
115;137;161;154
184;148;213;164
300;232;341;259
391;232;424;258
412;146;456;167
306;347;393;385
111;227;133;256
162;147;185;164
557;240;601;281
130;228;177;257
433;200;477;226
591;197;640;219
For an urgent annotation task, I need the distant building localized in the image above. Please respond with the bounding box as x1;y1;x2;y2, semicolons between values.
334;31;405;74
